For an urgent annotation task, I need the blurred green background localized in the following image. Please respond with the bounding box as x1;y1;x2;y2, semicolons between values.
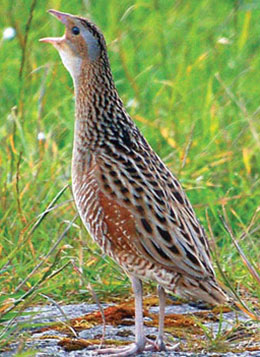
0;0;259;338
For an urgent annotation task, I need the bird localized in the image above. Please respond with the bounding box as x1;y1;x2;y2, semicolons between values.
40;9;228;356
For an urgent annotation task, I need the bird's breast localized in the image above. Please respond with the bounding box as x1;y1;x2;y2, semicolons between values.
71;147;135;257
71;149;106;246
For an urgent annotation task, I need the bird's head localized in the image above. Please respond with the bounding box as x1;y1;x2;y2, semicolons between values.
40;10;106;82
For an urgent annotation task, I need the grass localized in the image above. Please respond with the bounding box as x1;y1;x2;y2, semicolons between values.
0;0;259;352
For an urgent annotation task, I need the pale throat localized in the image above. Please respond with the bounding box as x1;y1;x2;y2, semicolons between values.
58;49;83;89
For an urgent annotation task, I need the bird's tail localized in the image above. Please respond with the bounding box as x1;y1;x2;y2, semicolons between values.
174;275;228;305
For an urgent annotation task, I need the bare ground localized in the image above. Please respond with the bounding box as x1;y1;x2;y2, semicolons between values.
1;299;259;356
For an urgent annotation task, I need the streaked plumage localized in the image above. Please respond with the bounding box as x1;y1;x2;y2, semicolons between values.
40;10;227;355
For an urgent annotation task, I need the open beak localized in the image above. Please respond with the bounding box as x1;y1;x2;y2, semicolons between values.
39;36;64;45
47;9;70;24
39;9;70;45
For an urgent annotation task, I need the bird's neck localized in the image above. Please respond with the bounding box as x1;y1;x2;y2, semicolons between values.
73;58;130;152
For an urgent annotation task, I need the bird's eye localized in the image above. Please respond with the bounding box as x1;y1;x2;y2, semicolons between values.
71;26;80;35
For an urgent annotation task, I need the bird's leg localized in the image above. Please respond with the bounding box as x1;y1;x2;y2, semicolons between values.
94;275;146;356
156;284;167;350
131;275;146;349
148;285;179;352
144;284;167;352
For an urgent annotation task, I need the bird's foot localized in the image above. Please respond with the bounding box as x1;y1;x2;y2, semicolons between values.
155;336;167;351
92;339;179;356
92;342;144;357
145;337;179;352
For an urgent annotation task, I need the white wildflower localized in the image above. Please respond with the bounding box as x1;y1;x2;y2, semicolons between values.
3;27;16;40
217;37;231;45
37;132;46;141
126;98;138;109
